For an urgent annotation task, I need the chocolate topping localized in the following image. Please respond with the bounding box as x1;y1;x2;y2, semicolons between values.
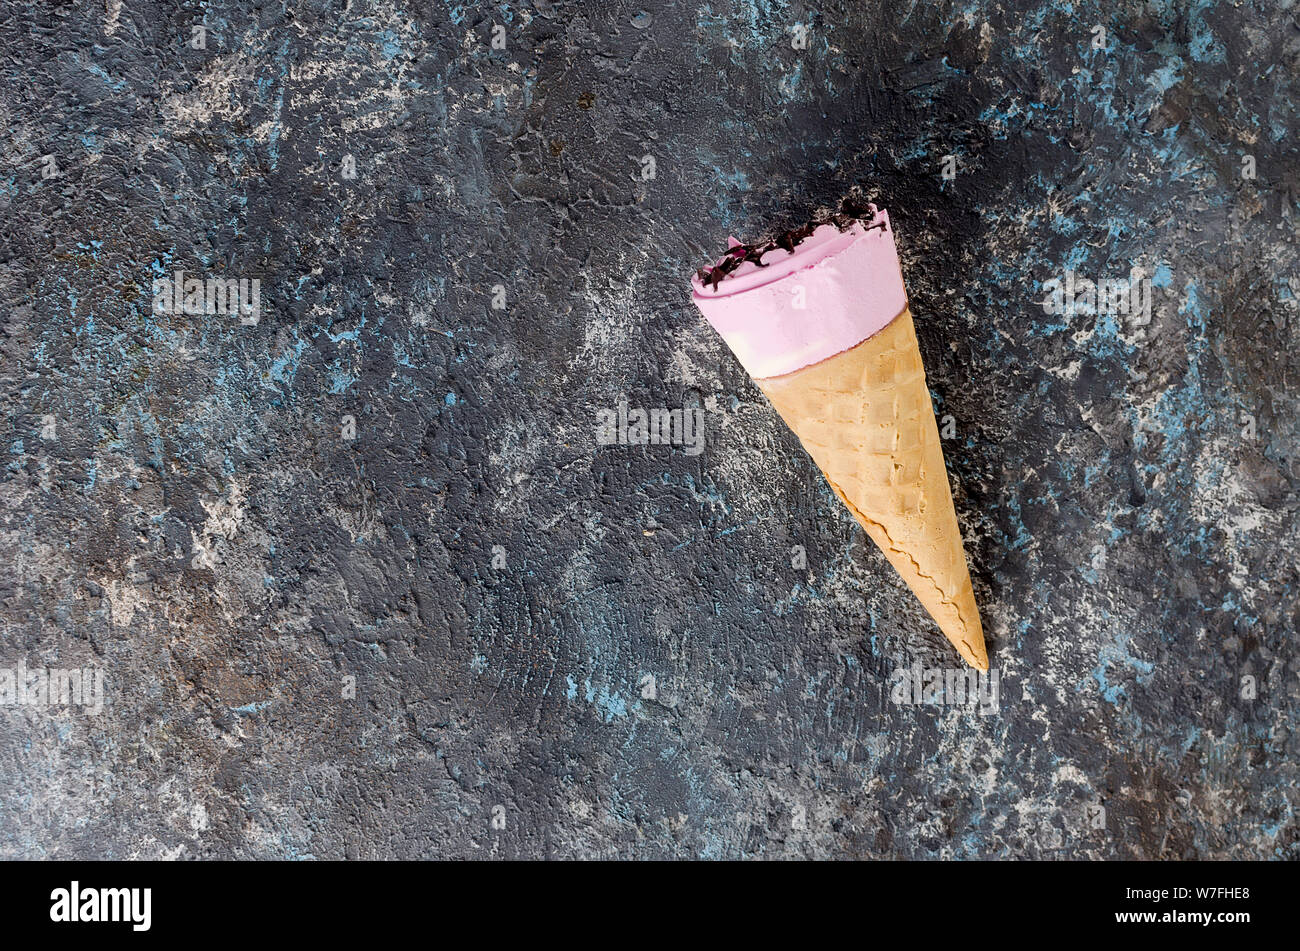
697;197;886;292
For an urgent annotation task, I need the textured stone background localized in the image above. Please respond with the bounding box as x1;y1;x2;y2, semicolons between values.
1;0;1297;859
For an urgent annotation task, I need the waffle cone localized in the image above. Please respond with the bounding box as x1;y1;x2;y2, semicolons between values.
756;307;987;669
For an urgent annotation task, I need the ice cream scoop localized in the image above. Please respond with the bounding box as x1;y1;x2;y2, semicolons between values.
692;207;906;377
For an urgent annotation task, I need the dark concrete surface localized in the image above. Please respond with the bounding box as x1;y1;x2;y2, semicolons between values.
1;0;1297;858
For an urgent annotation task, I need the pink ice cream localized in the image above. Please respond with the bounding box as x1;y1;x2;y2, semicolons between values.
690;205;908;379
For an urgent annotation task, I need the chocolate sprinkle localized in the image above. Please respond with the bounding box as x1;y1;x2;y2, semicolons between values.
696;197;887;291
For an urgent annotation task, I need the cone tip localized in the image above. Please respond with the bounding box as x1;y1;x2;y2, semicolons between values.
959;637;989;671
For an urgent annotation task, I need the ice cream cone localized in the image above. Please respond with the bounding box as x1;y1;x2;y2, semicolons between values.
691;204;987;669
755;306;986;668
